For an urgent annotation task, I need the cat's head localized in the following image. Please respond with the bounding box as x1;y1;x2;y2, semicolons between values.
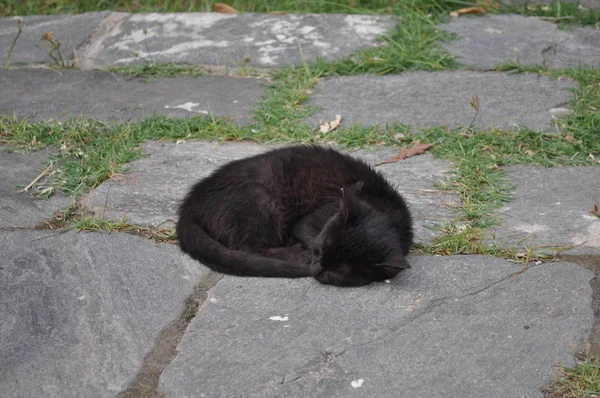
311;186;410;277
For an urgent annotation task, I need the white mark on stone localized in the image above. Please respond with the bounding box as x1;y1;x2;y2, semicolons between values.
385;279;391;283
283;324;291;328
345;15;390;40
484;27;503;34
77;295;86;301
209;297;218;303
182;275;190;280
572;222;600;247
548;107;571;115
514;224;548;234
269;315;289;321
164;102;208;114
555;202;562;205
351;379;364;388
583;214;598;221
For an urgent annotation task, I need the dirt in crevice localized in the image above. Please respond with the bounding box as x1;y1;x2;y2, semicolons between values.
118;272;224;398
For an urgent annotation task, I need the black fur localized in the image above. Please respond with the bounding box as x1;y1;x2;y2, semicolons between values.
176;145;413;286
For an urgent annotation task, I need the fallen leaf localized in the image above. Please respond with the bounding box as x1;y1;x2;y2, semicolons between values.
449;6;485;17
319;114;342;134
375;140;434;166
590;204;600;217
525;150;535;156
213;3;238;13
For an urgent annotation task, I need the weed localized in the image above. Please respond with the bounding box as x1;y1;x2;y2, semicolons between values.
39;31;74;68
3;17;23;69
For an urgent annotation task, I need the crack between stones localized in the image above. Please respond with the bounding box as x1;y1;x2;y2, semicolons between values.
117;271;224;398
335;266;535;354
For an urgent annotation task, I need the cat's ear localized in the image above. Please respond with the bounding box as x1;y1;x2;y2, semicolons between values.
314;212;345;253
376;252;411;273
339;187;362;222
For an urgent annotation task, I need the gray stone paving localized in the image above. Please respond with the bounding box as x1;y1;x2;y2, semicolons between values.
0;69;265;123
0;230;208;398
0;148;69;228
440;14;600;70
487;165;600;254
78;12;396;69
158;256;593;397
81;141;460;244
307;71;576;132
1;7;599;398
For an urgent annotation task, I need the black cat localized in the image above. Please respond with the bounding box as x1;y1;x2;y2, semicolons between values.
176;145;413;286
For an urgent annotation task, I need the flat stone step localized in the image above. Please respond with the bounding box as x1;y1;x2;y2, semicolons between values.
0;148;69;228
440;14;600;70
486;165;600;254
81;141;461;244
0;12;110;66
158;255;593;397
0;229;208;398
307;71;575;132
0;69;264;123
77;12;396;69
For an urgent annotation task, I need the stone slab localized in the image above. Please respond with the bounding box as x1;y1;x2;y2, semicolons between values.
440;14;600;69
487;165;600;254
79;12;396;69
307;71;576;132
0;148;69;228
81;141;460;244
158;255;593;397
0;12;110;66
0;229;208;398
0;69;264;124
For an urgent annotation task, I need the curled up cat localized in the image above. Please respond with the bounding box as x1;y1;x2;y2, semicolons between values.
176;145;413;287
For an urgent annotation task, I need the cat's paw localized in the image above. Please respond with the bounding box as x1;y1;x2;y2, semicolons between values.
309;262;323;276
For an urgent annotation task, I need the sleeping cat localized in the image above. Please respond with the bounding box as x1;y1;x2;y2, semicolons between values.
176;145;413;286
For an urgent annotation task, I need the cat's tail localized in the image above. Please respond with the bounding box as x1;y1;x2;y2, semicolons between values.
176;218;319;278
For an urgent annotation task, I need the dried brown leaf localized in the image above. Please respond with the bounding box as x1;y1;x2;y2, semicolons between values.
449;6;485;17
590;204;600;217
375;140;434;166
319;114;342;134
213;3;238;13
525;150;535;156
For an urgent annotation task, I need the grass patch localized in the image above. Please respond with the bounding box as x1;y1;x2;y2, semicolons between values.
38;202;177;243
107;62;210;81
543;348;600;398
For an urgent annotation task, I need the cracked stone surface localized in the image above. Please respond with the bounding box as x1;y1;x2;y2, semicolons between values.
487;165;600;254
0;148;69;228
81;141;460;244
78;12;396;69
0;12;110;66
440;15;600;69
307;71;576;132
158;255;593;397
0;69;264;124
0;230;208;398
